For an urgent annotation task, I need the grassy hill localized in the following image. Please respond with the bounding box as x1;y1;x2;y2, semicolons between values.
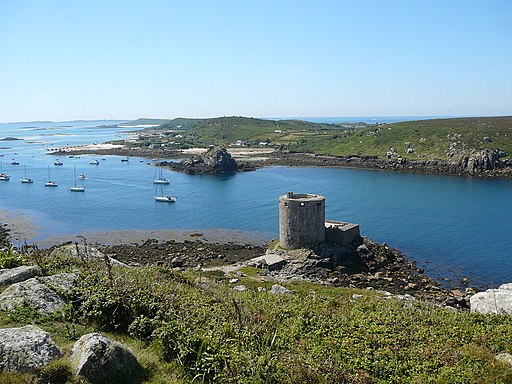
157;118;205;131
1;248;512;383
120;118;173;126
289;116;512;160
185;116;361;146
130;115;512;161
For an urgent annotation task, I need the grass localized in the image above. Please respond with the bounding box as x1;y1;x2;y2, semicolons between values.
1;253;512;383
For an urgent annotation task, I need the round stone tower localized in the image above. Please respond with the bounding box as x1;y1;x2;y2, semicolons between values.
279;192;325;249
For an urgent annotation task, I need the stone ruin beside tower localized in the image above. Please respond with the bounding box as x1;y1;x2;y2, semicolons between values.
279;192;360;249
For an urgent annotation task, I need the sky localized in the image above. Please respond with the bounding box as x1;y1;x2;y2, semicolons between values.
0;0;511;122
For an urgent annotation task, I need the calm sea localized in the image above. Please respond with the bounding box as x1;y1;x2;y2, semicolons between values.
0;119;510;288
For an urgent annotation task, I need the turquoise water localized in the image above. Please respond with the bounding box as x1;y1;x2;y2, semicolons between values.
0;120;511;287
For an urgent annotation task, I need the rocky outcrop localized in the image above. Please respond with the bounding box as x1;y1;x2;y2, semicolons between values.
251;238;446;301
0;265;42;286
0;273;78;314
71;333;142;383
161;146;254;174
0;325;63;372
267;150;512;178
470;283;512;315
50;243;127;266
451;148;506;175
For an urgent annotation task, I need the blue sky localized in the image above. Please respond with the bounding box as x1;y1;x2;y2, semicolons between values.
0;0;511;121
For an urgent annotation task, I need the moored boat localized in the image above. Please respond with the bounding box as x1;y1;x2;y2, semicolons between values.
44;166;58;187
70;166;85;192
20;165;34;183
153;165;171;184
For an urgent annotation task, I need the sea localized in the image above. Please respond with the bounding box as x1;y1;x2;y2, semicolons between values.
0;117;510;288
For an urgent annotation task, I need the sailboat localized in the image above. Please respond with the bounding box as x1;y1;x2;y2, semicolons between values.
44;166;58;187
0;161;10;181
69;166;85;192
20;165;34;183
153;165;171;184
54;159;63;166
154;183;176;202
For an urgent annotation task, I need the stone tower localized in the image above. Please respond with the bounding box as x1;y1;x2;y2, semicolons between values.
279;192;325;249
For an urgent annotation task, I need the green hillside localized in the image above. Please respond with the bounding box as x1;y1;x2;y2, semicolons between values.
119;118;173;126
157;117;205;131
132;116;512;161
289;116;512;159
185;116;359;146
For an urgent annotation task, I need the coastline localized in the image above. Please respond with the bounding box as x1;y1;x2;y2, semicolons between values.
51;145;512;179
0;218;469;306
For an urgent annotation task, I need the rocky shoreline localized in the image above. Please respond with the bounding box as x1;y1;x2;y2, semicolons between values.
0;221;472;309
52;146;512;178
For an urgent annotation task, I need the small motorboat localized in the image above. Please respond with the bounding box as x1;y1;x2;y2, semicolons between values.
11;160;20;165
78;173;87;179
54;160;63;166
89;159;99;165
0;173;10;181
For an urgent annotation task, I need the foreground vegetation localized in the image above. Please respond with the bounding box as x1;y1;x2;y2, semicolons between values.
1;247;512;383
126;116;512;162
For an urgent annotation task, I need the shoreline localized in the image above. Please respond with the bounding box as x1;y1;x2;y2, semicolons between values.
0;219;470;305
50;145;512;179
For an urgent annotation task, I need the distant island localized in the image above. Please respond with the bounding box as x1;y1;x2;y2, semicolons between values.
52;115;512;178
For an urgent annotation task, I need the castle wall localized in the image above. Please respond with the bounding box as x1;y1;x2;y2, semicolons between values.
325;220;360;245
279;192;325;248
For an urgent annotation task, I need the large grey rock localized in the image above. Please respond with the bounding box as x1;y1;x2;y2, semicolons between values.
50;244;126;266
269;284;293;295
71;333;141;383
0;325;63;372
0;265;42;286
470;283;512;315
0;273;78;314
496;353;512;366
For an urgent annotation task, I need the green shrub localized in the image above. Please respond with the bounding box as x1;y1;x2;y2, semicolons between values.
36;359;73;384
0;245;23;269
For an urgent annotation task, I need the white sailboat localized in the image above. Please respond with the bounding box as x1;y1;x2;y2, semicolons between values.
154;183;176;202
44;166;58;187
0;161;10;181
69;166;85;192
20;165;34;183
153;165;171;184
